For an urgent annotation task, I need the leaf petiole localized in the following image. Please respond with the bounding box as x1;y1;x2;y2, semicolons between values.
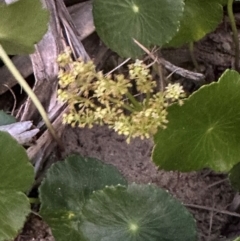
0;44;63;148
227;0;239;71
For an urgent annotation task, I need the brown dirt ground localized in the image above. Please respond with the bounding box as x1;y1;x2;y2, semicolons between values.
17;125;235;241
7;1;240;241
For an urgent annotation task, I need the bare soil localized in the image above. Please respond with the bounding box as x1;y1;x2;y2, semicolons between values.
10;2;240;241
17;125;235;241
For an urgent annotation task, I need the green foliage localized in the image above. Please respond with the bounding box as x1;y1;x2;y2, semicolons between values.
57;49;185;142
1;0;239;239
0;0;49;54
39;155;127;241
0;131;34;241
219;0;229;5
153;70;240;172
166;0;223;47
0;110;16;125
81;183;197;241
0;0;59;145
92;0;228;56
93;0;184;57
39;155;197;241
232;237;240;241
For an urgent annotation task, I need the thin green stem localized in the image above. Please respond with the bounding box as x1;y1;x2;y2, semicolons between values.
125;92;142;111
189;42;199;71
109;97;135;112
228;0;240;71
145;91;150;107
28;197;40;204
0;44;63;148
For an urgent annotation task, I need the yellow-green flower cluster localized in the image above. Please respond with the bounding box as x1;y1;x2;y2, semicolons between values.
57;49;185;143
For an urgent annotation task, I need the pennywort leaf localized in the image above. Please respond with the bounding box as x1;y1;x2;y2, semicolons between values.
0;131;34;241
39;155;127;241
93;0;184;57
0;0;49;54
81;183;197;241
166;0;223;47
153;70;240;172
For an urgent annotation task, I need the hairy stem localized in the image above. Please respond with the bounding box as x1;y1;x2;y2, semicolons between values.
228;0;239;71
0;44;62;147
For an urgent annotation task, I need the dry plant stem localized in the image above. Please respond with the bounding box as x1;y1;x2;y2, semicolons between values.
161;58;205;81
155;62;165;92
132;38;165;91
189;42;200;71
3;84;16;115
185;203;240;218
30;210;42;218
132;38;205;82
106;58;131;76
0;44;62;148
228;0;240;71
206;178;228;189
208;204;214;240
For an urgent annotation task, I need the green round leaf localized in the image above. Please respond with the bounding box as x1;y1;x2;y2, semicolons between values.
0;131;34;191
229;162;240;191
0;131;34;241
93;0;184;58
219;0;228;5
39;155;127;241
232;237;240;241
0;110;16;125
0;0;49;54
153;69;240;172
166;0;223;47
0;191;30;241
81;183;197;241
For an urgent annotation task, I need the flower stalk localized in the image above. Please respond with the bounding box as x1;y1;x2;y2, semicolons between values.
57;49;185;143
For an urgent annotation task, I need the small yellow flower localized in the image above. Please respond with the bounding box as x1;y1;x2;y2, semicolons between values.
165;83;185;101
57;49;185;143
57;47;72;67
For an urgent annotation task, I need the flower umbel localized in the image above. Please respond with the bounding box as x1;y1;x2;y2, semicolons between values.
57;49;185;143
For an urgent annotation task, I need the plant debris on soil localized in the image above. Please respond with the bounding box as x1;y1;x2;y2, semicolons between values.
17;125;234;241
3;0;240;241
